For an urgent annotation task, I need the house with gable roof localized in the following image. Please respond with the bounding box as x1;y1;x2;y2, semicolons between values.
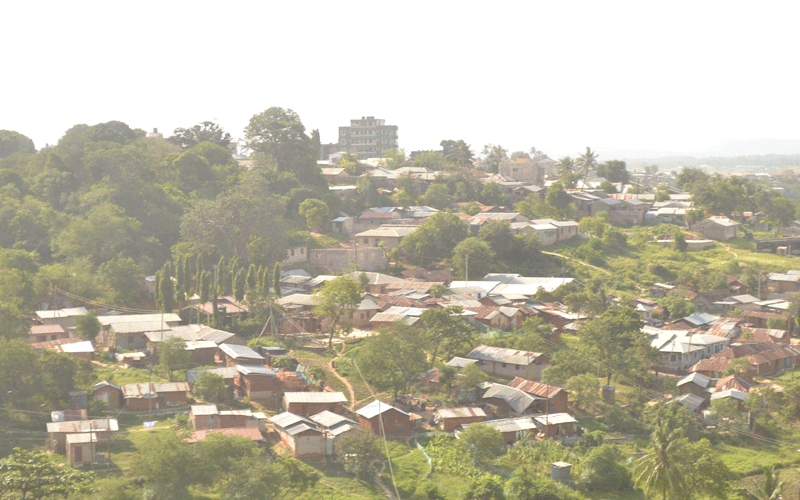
356;400;412;436
691;216;740;241
465;345;549;381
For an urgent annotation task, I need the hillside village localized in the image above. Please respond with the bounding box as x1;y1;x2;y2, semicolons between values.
5;119;800;500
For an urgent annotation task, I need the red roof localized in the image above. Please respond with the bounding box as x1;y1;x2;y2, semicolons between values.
508;377;563;399
30;324;67;335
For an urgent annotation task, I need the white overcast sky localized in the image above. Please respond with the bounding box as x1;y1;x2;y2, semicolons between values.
3;1;798;160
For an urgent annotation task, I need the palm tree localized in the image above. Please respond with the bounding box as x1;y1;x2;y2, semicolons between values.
635;420;685;500
577;147;599;189
738;465;783;500
556;156;575;177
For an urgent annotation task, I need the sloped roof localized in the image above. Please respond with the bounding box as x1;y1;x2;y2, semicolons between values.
714;375;753;393
671;393;705;411
508;377;563;399
47;418;118;433
190;404;219;416
236;365;277;377
284;392;347;404
445;357;478;368
466;345;545;366
309;410;357;429
465;416;536;434
218;343;264;361
30;324;67;335
482;384;539;414
677;372;711;388
533;413;576;426
356;400;408;419
185;366;238;383
35;307;88;319
435;407;486;419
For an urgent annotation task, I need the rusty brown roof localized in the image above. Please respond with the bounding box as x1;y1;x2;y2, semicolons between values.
508;377;563;399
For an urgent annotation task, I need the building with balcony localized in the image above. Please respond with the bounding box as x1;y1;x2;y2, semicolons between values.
338;116;398;158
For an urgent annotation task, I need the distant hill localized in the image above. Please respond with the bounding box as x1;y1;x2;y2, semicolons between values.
595;139;800;173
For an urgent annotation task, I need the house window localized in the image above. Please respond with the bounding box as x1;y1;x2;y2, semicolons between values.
515;365;520;370
501;363;507;368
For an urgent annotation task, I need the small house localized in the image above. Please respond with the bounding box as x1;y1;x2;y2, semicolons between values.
218;343;265;366
46;418;118;454
92;381;122;409
356;400;412;436
120;382;189;411
434;407;487;433
236;365;278;401
269;412;325;458
533;413;578;440
507;377;569;413
309;410;359;455
283;392;348;416
465;345;549;381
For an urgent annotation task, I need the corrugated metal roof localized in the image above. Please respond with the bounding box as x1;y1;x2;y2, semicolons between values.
284;392;347;404
46;418;118;433
533;413;577;425
482;384;538;414
309;410;357;429
98;313;181;326
466;345;545;366
35;307;88;319
236;365;277;377
508;377;563;399
445;357;478;368
190;404;219;416
435;407;486;419
58;341;94;354
465;416;536;434
30;324;67;335
356;400;408;419
677;372;711;388
219;343;263;360
197;327;238;345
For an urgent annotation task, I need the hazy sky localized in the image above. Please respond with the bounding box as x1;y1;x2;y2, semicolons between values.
4;1;798;160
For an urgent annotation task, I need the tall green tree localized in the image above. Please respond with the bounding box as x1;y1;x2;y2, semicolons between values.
481;144;508;173
0;130;36;158
74;313;101;341
441;139;474;168
159;262;174;312
399;211;469;266
0;447;93;499
579;306;650;385
452;237;496;281
460;423;504;463
313;276;362;347
635;421;685;500
243;107;325;187
273;262;281;298
132;431;202;500
158;337;189;382
169;121;233;151
577;146;599;186
298;198;329;231
420;306;475;367
357;322;428;398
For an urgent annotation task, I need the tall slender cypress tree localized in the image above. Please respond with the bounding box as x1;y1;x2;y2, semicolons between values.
273;263;281;298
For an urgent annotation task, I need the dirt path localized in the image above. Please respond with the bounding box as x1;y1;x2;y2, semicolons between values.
373;460;396;499
721;242;739;259
541;250;613;276
329;357;357;411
